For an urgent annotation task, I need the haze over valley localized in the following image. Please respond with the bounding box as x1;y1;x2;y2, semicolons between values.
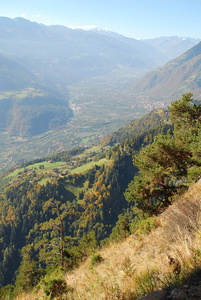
0;17;201;172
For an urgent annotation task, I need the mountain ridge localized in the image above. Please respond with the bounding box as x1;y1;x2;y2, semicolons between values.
1;17;201;173
131;41;201;101
142;35;200;60
0;17;169;139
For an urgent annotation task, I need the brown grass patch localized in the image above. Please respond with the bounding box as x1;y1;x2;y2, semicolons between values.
64;180;201;299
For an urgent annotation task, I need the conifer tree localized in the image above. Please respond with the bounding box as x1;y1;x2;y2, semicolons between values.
35;198;74;268
14;245;39;294
125;93;201;215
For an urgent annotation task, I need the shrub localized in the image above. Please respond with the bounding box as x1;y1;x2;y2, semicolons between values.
0;284;14;300
121;256;135;277
132;216;158;235
43;278;69;299
90;253;103;267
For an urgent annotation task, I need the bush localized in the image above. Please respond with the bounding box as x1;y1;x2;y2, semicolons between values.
43;278;69;299
90;253;103;267
0;284;14;300
106;214;131;245
132;216;159;235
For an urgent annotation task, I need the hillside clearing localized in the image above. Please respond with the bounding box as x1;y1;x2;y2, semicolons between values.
70;158;111;174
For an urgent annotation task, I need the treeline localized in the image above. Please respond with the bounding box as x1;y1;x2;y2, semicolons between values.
47;146;86;163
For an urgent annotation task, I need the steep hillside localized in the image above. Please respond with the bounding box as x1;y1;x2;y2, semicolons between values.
0;106;173;289
0;53;39;91
1;93;201;299
0;88;72;137
61;178;201;299
0;20;74;137
132;42;201;101
7;168;201;299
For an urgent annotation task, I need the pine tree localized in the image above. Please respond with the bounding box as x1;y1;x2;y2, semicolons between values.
34;198;74;268
125;93;201;215
14;245;39;294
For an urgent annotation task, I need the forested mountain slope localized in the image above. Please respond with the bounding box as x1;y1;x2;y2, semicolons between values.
1;93;201;299
0;104;173;289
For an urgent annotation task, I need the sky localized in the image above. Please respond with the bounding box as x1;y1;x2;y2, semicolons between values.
1;0;201;39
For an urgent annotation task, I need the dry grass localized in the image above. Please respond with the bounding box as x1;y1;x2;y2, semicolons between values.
64;179;201;299
16;180;201;299
15;293;35;300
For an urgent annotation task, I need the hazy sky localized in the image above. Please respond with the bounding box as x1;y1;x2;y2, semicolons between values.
2;0;201;39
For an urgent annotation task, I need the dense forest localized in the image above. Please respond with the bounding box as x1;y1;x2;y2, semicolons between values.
0;93;201;299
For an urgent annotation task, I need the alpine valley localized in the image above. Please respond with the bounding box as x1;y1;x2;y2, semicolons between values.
1;17;201;300
0;17;200;173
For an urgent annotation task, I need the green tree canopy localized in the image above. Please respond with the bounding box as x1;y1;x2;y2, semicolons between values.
125;93;201;215
34;198;74;268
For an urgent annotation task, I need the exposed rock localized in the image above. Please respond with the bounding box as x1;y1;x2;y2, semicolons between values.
138;290;167;300
169;288;186;299
166;282;201;299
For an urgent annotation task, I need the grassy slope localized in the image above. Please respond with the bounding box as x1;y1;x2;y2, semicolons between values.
6;161;66;178
71;158;110;174
66;180;201;299
21;179;201;300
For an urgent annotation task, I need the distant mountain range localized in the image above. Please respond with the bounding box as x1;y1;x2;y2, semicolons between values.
1;16;201;170
0;17;168;88
0;17;200;138
0;17;171;138
132;41;201;101
141;36;200;60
